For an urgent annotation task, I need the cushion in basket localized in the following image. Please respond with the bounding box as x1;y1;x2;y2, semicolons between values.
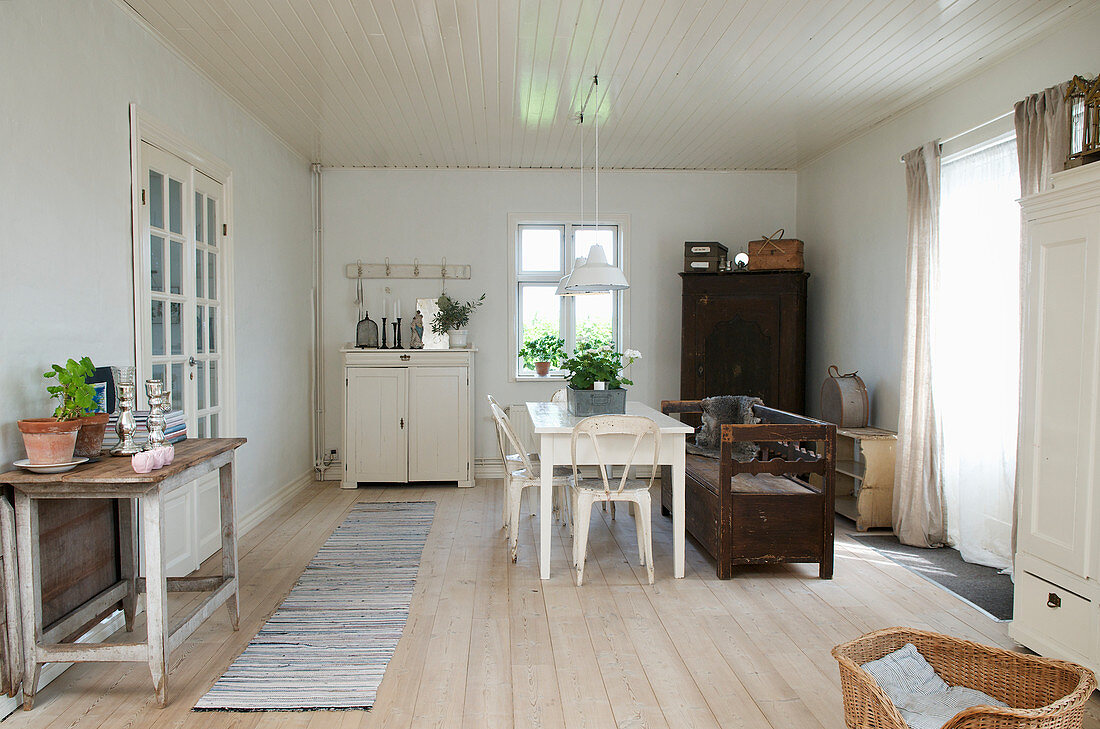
861;643;1007;729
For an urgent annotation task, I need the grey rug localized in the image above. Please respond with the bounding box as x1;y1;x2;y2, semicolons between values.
852;534;1013;621
194;501;436;711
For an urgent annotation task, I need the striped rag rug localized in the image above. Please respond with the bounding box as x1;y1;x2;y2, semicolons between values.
194;500;436;711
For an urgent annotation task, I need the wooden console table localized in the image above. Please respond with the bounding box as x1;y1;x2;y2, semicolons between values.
0;437;246;709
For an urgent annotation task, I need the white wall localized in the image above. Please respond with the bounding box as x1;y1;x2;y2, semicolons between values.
321;168;797;463
0;0;314;517
796;6;1100;428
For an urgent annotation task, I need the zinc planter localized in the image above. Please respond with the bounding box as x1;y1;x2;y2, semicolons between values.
566;386;626;416
17;418;80;465
449;329;469;348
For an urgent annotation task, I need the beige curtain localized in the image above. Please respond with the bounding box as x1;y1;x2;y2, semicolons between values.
1010;82;1069;559
894;141;948;548
1015;82;1070;196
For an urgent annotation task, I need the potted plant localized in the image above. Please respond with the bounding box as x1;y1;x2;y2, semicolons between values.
432;293;486;348
519;332;565;376
560;344;642;415
17;357;109;464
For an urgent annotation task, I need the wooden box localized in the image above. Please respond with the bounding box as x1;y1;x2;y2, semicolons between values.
684;241;728;273
747;235;804;271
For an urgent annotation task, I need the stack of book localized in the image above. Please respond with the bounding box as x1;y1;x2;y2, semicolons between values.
102;410;187;448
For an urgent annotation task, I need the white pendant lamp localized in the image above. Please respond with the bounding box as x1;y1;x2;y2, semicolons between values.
555;255;586;296
562;73;629;295
565;245;628;292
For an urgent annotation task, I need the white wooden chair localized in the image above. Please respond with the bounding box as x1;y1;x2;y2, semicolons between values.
569;415;660;585
487;396;571;563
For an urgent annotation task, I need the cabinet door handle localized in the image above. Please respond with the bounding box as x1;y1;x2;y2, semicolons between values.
400;417;405;429
400;354;411;361
1047;592;1061;609
697;364;704;377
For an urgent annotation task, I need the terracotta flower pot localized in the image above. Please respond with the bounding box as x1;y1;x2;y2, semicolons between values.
74;412;110;458
534;361;551;376
17;418;80;465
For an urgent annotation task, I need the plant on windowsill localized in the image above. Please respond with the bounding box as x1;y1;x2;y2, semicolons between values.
17;356;109;464
432;293;486;348
519;332;566;376
560;344;641;415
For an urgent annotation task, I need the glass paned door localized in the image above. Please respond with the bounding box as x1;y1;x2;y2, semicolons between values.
138;142;227;438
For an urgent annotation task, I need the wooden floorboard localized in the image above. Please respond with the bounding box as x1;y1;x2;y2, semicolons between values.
3;479;1098;729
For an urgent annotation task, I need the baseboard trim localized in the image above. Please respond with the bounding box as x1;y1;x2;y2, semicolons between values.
475;457;505;479
0;610;127;720
238;470;314;537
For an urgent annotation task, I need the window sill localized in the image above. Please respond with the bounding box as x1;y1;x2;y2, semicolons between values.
513;374;567;383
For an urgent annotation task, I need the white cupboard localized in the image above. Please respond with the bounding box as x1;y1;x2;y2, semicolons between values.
342;348;475;488
1012;163;1100;673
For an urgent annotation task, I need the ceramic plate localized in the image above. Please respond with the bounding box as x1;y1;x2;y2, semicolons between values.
12;457;90;474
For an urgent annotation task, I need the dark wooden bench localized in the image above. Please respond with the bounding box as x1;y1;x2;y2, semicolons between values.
660;401;836;579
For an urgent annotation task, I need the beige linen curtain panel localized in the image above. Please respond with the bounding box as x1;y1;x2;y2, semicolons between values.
1015;82;1069;196
1010;81;1069;557
894;141;948;548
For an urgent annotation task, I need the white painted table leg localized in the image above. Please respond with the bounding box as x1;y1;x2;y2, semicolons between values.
117;498;139;632
219;459;239;630
1;498;24;695
539;434;553;580
142;491;169;707
14;494;41;709
671;439;686;579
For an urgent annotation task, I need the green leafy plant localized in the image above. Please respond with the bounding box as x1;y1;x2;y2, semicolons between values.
519;332;566;368
561;345;641;390
43;356;98;421
431;293;486;335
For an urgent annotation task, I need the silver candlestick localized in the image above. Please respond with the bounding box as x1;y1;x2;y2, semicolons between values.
110;382;143;456
144;380;169;449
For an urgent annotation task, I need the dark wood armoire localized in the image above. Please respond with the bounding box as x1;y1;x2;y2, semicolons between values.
680;271;808;415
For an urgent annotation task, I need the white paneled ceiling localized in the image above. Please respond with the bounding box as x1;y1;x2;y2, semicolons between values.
122;0;1091;169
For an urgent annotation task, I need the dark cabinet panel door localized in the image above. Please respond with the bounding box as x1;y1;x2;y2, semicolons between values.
680;272;807;415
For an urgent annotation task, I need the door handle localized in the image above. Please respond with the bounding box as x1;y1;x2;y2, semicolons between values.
400;417;405;429
400;354;411;361
1047;592;1062;608
188;356;197;367
697;364;704;377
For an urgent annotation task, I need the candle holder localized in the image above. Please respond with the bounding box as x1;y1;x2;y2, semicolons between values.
380;317;389;348
393;319;402;349
144;380;169;449
110;380;143;456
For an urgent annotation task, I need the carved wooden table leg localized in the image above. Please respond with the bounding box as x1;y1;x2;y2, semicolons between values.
219;458;239;630
14;494;42;710
118;498;139;632
141;491;168;707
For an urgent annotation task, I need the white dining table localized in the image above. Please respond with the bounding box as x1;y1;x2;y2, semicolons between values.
525;401;694;580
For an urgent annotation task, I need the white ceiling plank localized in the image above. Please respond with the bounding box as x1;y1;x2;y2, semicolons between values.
128;0;1093;169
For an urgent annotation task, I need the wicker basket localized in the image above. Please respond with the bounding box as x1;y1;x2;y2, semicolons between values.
832;628;1096;729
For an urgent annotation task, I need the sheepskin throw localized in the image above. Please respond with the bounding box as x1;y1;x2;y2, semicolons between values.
687;395;764;461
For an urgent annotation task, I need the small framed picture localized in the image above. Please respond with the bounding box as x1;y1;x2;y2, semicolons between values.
86;366;116;414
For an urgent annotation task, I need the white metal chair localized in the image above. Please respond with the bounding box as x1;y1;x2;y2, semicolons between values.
488;396;571;563
550;388;567;403
569;415;660;585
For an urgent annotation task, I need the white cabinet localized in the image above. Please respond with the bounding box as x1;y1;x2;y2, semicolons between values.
162;469;222;577
1012;163;1100;674
342;348;475;488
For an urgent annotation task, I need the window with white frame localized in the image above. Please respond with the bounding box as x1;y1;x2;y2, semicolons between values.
509;216;627;379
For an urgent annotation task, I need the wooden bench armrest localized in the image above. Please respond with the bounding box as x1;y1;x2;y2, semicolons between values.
661;399;703;415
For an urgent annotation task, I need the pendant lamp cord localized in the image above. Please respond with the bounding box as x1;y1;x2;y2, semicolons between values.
593;74;599;238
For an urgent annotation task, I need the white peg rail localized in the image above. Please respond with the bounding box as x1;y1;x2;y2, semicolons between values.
345;262;471;280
